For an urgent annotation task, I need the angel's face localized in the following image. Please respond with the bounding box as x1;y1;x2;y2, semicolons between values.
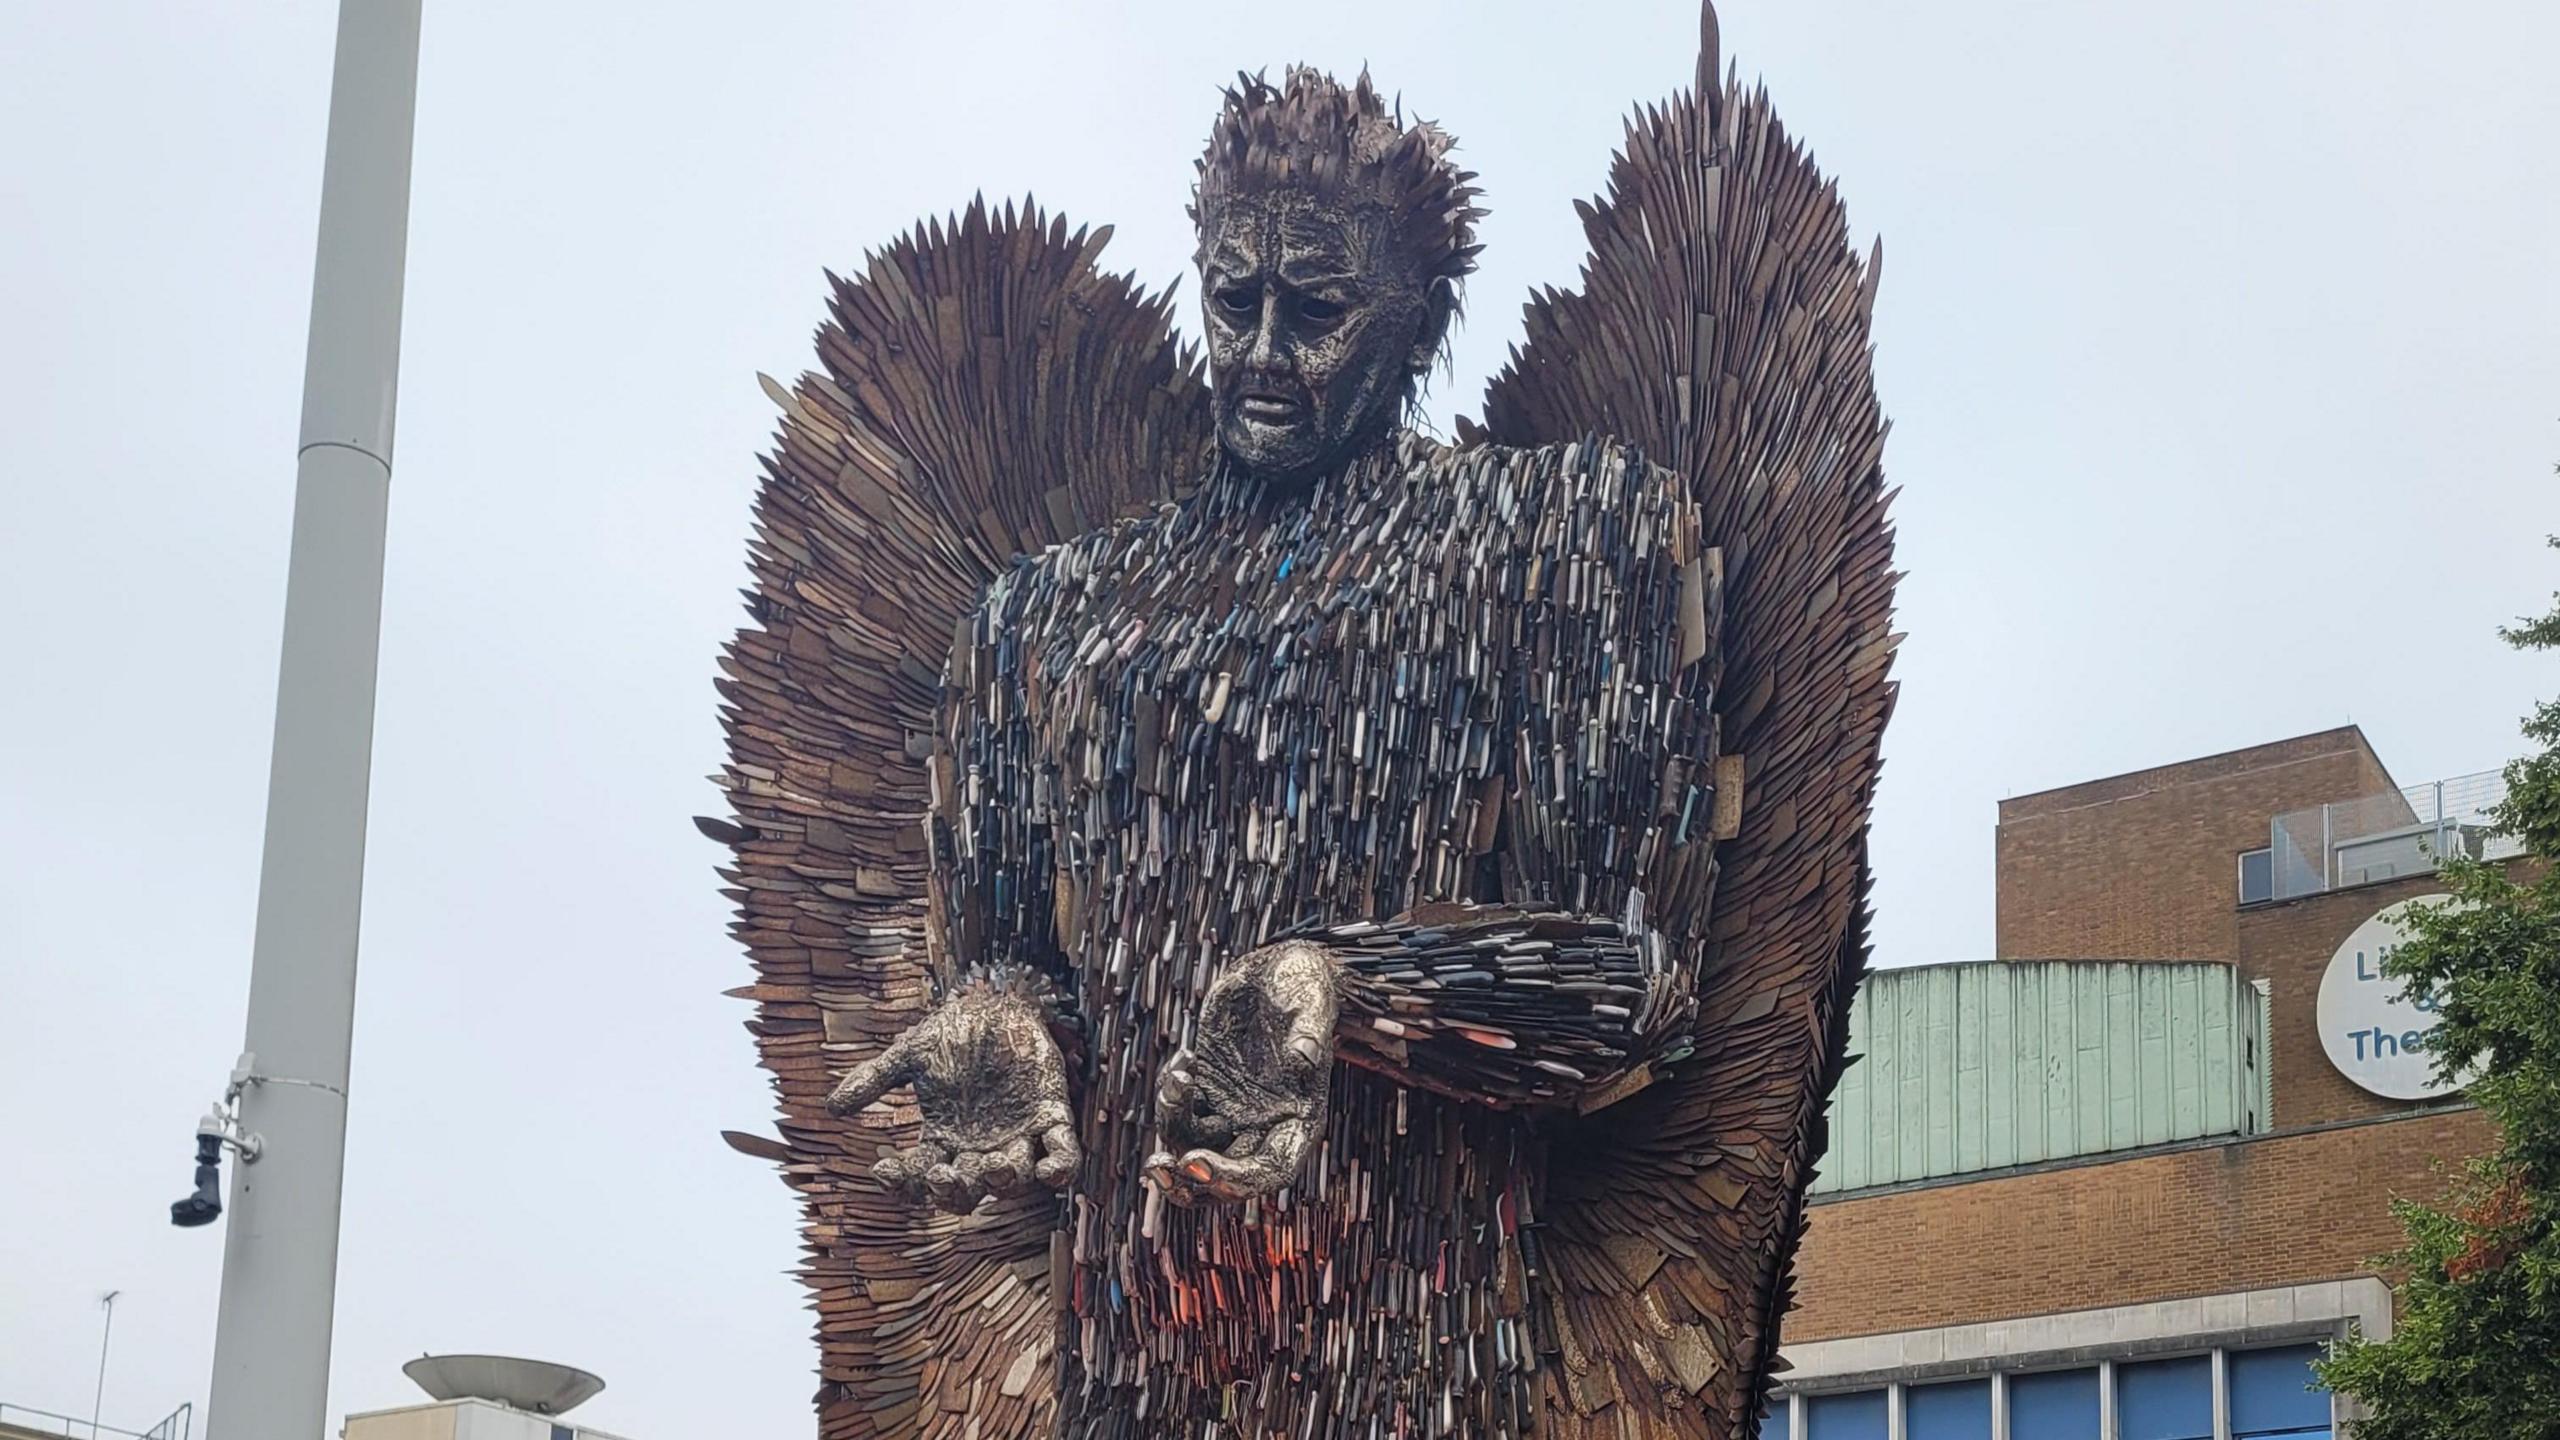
1200;192;1442;486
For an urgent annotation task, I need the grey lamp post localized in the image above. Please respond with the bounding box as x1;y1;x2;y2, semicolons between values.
201;3;420;1436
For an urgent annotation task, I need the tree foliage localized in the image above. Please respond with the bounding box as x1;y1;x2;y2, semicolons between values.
2317;539;2560;1434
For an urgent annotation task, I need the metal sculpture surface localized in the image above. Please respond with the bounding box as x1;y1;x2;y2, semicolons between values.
708;8;1896;1436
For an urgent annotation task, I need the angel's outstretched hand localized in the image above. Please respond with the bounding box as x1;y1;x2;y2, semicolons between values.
1147;939;1339;1204
826;981;1080;1213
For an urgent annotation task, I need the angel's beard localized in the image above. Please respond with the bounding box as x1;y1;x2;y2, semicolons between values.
1217;380;1407;497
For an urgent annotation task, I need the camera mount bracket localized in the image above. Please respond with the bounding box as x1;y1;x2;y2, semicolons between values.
196;1051;268;1164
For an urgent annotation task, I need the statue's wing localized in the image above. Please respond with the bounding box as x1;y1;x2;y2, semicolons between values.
1468;7;1897;1435
708;198;1211;1440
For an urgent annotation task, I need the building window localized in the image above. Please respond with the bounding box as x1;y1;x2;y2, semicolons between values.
2009;1367;2100;1439
1769;1345;2331;1440
2117;1354;2213;1440
2230;1344;2333;1438
1806;1388;1888;1440
1906;1378;1992;1439
2238;845;2274;904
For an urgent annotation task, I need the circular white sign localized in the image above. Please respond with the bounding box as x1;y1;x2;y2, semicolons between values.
2316;897;2470;1100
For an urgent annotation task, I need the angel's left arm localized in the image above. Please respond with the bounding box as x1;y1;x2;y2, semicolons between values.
1304;904;1677;1110
1324;448;1723;1112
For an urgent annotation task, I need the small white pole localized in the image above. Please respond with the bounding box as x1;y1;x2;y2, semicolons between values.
203;3;421;1437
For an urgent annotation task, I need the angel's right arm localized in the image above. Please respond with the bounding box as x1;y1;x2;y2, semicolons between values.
819;567;1084;1182
929;567;1075;1002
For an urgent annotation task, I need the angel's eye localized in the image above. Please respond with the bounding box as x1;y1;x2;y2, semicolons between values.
1215;286;1258;316
1296;297;1346;324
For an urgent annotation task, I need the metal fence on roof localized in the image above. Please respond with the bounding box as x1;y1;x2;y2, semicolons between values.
2268;768;2515;902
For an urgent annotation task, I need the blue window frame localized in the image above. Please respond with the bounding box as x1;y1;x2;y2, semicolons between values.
2008;1367;2100;1440
2117;1355;2213;1440
1907;1377;1992;1439
1769;1338;2334;1440
1806;1388;1889;1440
2231;1344;2332;1437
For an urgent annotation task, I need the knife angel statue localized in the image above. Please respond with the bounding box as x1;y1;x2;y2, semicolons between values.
707;6;1896;1436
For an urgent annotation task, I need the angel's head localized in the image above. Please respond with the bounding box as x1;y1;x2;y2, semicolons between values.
1191;68;1485;485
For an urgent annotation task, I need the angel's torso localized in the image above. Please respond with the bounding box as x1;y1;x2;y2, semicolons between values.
937;434;1702;1435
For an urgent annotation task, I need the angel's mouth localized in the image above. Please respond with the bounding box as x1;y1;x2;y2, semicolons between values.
1236;394;1305;423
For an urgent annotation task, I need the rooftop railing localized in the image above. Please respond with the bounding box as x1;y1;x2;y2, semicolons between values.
2265;768;2518;902
0;1401;191;1440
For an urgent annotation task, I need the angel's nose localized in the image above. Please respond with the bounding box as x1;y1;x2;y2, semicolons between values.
1247;291;1288;371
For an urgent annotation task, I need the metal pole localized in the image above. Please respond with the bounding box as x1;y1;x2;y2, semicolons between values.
93;1290;119;1440
2321;803;2333;891
206;3;419;1437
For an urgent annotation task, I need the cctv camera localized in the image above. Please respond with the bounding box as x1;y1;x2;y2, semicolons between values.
171;1131;223;1228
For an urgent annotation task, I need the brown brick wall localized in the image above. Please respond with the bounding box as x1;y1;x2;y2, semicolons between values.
1785;1109;2490;1343
1994;728;2396;963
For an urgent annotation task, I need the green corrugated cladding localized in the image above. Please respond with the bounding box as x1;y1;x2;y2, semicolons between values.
1809;960;2269;1195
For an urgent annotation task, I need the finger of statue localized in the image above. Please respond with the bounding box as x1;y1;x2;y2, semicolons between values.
1156;1054;1198;1118
922;1159;970;1211
872;1138;945;1191
1034;1106;1082;1188
906;1138;954;1180
957;1134;1034;1197
827;1041;918;1116
1144;1147;1222;1207
1169;1146;1284;1203
1284;1027;1330;1084
992;1132;1038;1192
1151;1149;1214;1204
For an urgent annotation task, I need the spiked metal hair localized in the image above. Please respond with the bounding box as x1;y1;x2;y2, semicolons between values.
1191;67;1486;288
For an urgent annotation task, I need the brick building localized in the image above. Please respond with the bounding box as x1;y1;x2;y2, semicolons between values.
1764;728;2509;1439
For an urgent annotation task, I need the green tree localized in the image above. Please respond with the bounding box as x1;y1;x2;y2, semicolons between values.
2317;543;2560;1434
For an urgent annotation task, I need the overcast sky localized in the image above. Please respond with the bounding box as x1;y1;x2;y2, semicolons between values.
3;2;2554;1436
